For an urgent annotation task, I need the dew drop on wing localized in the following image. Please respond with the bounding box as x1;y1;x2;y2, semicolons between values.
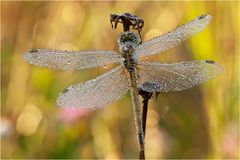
29;48;38;52
205;60;215;64
66;60;71;65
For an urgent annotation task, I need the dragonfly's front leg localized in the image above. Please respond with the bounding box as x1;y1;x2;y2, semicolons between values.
128;68;145;152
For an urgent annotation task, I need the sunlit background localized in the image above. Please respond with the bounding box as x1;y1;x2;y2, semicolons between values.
1;1;239;159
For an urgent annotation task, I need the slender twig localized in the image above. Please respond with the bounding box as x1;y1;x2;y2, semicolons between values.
138;90;152;160
142;99;149;136
122;18;130;32
138;89;153;136
138;89;152;160
139;150;145;160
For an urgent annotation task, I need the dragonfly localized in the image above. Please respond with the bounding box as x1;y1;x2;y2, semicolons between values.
22;14;223;153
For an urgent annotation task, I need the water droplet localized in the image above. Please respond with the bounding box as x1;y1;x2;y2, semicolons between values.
66;60;71;65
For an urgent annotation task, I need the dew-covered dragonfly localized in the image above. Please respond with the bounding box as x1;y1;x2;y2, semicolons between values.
23;14;223;152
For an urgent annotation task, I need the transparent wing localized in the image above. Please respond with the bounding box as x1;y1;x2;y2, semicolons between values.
57;65;129;108
136;14;211;57
22;48;123;71
138;60;223;92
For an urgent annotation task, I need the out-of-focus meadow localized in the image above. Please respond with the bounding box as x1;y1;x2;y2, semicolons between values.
1;1;239;159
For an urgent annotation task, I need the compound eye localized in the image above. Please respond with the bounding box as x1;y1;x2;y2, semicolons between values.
131;36;135;41
128;34;133;41
120;38;124;43
131;35;137;44
121;35;127;43
128;33;134;40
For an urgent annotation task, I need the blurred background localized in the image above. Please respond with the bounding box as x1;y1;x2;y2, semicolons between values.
1;1;239;159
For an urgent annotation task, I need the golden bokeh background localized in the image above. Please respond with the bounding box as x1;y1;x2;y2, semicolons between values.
1;1;239;159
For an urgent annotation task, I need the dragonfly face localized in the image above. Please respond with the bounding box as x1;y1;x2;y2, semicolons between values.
118;31;139;52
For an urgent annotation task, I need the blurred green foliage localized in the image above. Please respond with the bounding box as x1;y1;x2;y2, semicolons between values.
1;1;239;159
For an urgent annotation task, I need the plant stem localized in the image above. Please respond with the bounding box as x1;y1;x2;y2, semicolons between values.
139;150;145;160
138;89;153;136
142;97;149;136
122;18;130;32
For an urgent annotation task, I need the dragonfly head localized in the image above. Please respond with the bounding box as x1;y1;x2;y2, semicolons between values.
117;31;140;52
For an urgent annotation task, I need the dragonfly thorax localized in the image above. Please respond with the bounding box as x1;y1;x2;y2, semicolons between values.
118;31;140;72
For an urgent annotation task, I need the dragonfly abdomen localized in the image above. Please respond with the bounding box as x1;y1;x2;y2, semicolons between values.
123;56;137;72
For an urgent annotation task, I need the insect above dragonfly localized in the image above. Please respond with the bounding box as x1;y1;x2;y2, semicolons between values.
22;14;223;153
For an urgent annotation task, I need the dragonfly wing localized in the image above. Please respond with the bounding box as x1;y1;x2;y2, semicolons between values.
57;65;129;108
136;15;211;57
22;48;123;71
138;60;223;92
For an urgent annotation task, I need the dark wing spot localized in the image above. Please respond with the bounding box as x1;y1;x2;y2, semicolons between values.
61;88;68;94
205;60;215;64
198;15;206;19
29;48;38;52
